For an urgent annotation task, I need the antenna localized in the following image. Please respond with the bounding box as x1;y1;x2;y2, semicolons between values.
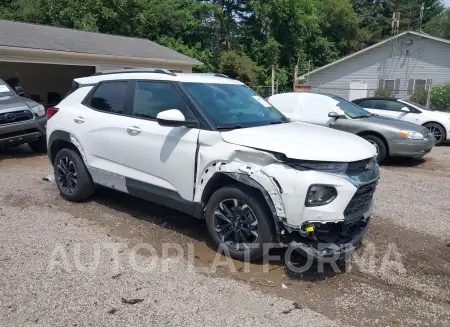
391;12;401;55
419;2;425;31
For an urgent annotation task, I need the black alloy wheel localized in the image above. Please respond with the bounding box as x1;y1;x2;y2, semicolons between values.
56;156;78;193
213;198;259;251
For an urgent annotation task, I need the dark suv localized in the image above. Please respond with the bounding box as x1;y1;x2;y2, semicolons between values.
0;79;47;152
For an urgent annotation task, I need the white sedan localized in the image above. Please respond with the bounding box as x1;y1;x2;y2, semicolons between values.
352;97;450;145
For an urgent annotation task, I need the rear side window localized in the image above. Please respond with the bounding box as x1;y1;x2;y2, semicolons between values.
89;81;128;114
133;81;190;120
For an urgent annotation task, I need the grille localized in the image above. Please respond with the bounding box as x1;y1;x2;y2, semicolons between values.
0;110;33;125
346;158;373;174
344;181;377;223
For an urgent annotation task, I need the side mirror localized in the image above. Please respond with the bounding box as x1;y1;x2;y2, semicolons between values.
156;109;199;128
328;111;339;118
401;106;410;113
14;86;24;96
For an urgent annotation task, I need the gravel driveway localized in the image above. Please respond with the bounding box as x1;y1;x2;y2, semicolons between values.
0;145;449;326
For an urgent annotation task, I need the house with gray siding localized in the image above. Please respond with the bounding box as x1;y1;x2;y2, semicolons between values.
300;31;450;101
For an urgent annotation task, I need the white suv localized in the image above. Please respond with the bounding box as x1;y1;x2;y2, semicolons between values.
46;69;379;261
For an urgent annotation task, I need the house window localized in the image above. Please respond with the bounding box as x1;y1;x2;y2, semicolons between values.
407;79;432;95
380;79;400;94
414;79;426;90
384;80;395;92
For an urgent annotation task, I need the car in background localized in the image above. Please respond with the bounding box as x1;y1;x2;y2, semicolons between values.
267;92;435;162
0;79;47;153
352;97;450;145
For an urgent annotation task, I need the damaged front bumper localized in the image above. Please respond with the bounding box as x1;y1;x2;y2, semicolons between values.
283;217;370;260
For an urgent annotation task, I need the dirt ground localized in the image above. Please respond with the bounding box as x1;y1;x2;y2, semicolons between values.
1;145;449;326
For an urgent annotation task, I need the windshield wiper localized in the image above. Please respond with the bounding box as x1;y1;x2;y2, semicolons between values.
269;120;284;125
216;124;245;131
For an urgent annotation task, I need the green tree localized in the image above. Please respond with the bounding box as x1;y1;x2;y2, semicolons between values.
425;8;450;39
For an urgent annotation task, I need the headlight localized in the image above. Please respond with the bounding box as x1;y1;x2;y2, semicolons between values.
305;185;337;207
30;104;45;117
399;130;424;140
289;161;348;174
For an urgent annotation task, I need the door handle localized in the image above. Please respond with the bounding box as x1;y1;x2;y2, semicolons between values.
127;126;142;135
74;117;85;123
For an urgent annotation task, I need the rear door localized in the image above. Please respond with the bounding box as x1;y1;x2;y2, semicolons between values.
73;80;134;176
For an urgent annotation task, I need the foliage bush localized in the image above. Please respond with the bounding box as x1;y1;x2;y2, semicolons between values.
430;83;450;112
411;89;428;106
374;88;392;97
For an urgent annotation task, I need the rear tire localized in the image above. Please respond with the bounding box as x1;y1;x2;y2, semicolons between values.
205;185;275;261
28;136;47;153
54;148;94;202
362;135;387;162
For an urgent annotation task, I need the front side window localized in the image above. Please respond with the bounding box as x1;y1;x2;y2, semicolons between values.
89;81;128;114
358;100;373;108
331;96;372;118
181;82;286;128
132;81;190;120
0;83;16;98
371;100;404;111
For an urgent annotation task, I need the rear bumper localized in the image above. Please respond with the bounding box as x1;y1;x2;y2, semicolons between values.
389;137;435;158
0;117;47;147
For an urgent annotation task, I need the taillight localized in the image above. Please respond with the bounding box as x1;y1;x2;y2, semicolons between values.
46;107;59;119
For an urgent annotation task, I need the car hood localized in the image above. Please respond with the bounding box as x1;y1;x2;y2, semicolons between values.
220;122;376;162
0;96;38;113
360;115;428;133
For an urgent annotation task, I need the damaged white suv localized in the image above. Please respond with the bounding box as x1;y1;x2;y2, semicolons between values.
46;69;379;261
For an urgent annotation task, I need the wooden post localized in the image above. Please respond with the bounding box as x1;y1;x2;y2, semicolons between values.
293;64;298;92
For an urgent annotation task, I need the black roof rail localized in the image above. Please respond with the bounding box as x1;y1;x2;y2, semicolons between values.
212;73;231;79
198;72;232;79
93;68;177;76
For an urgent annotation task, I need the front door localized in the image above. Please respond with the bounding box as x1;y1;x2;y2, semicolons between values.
120;80;200;202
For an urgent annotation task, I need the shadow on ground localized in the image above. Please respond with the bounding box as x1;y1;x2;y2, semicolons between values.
88;187;344;282
0;145;45;160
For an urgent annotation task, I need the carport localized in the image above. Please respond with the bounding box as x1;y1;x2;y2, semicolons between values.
0;19;201;107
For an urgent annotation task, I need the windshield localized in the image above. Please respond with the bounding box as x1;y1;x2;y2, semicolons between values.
401;99;426;111
0;84;15;98
331;95;372;118
181;82;287;128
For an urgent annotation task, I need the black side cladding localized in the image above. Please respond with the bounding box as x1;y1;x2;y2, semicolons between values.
47;130;71;163
125;178;202;218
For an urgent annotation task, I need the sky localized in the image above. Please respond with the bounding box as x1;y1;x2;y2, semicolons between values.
444;0;450;7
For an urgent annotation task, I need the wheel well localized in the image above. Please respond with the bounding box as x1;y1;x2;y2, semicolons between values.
49;140;81;165
201;173;239;208
200;172;274;215
422;121;447;137
357;131;389;155
200;172;279;237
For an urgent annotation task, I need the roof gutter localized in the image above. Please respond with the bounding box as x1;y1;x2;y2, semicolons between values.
0;45;203;66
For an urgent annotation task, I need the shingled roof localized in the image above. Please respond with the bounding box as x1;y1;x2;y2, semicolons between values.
0;19;201;65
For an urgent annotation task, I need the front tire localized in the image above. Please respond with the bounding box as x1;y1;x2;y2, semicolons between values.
423;122;446;145
54;148;94;202
205;185;275;261
28;136;47;153
362;135;387;162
